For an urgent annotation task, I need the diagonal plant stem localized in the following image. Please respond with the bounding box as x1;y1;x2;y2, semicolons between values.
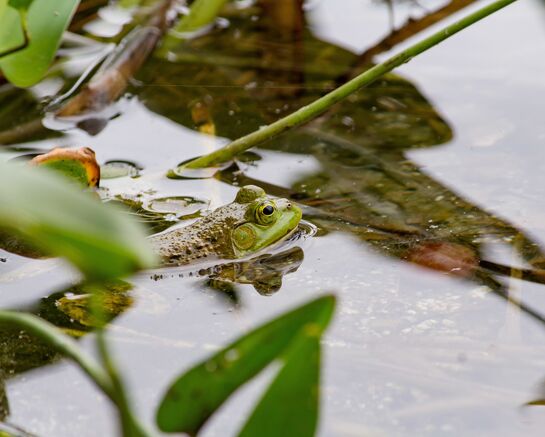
0;310;115;400
183;0;517;170
0;307;154;436
342;0;478;80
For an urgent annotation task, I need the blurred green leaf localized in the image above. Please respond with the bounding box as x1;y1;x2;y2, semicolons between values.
0;0;80;87
8;0;32;10
0;4;24;56
156;295;335;435
0;162;155;280
238;333;321;437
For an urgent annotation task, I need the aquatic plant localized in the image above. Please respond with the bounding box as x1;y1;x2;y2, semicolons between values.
0;0;538;435
0;161;335;436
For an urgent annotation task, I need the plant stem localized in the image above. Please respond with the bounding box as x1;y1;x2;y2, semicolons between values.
184;0;517;169
87;283;154;437
0;310;115;400
96;328;154;437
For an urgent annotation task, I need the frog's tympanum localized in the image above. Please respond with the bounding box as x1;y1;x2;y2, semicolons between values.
149;185;302;266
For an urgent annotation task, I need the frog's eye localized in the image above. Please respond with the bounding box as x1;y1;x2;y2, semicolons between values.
262;205;274;215
255;201;277;225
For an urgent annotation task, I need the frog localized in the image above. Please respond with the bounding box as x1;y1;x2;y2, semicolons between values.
148;185;302;266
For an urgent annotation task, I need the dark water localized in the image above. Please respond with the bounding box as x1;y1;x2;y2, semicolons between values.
2;0;545;435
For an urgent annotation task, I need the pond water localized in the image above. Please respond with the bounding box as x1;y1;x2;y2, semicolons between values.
2;0;545;435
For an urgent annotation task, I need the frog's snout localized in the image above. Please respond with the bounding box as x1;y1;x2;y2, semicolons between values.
277;198;294;211
277;198;302;225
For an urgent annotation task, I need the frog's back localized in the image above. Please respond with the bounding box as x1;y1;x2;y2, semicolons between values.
149;203;246;266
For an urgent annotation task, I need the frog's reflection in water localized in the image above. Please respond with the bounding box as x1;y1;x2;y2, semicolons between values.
202;246;305;297
150;245;305;299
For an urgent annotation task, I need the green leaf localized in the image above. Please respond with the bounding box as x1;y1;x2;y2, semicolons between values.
156;295;335;435
0;0;80;87
8;0;32;11
0;4;24;56
238;334;321;437
0;0;7;18
0;161;156;280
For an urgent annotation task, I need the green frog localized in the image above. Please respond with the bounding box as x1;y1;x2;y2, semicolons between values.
149;185;302;266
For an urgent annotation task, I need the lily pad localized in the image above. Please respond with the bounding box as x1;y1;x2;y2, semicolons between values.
144;196;207;217
101;160;141;179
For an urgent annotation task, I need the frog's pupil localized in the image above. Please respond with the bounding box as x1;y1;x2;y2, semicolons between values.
262;205;274;215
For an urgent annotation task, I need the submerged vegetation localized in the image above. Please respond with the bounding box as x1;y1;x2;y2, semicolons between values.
1;0;545;436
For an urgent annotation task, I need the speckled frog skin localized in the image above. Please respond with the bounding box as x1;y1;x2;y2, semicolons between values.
149;185;302;266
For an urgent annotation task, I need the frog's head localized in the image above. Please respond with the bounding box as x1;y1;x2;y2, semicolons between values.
230;185;302;257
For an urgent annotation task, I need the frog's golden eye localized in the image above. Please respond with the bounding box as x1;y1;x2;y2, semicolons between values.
255;202;277;225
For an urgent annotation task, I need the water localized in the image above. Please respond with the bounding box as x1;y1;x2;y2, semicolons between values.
3;0;545;435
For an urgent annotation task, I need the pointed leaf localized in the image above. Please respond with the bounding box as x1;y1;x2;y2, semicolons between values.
156;295;335;434
238;333;321;437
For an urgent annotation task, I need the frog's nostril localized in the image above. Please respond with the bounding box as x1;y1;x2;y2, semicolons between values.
287;203;292;209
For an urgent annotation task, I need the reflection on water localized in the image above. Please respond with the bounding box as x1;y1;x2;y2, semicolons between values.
149;245;305;297
0;246;307;427
0;280;131;424
2;0;545;435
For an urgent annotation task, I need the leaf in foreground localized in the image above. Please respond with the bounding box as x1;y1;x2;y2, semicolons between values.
0;0;80;87
156;295;335;436
0;161;155;280
238;332;321;437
